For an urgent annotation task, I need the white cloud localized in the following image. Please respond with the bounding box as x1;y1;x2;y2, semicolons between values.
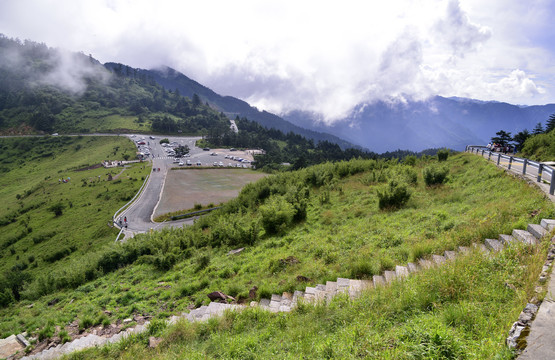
0;0;554;123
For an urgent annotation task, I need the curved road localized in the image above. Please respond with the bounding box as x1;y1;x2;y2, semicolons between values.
116;136;201;239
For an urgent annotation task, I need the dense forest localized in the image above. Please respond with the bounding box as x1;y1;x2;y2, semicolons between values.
0;35;230;135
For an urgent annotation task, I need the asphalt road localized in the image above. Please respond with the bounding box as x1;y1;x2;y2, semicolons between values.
115;135;256;239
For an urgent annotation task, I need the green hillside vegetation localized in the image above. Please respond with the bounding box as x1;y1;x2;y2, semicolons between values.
1;153;552;356
519;128;555;161
0;35;230;136
0;135;149;306
73;241;547;359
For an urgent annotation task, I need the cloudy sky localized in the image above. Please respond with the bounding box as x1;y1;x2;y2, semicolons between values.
1;0;554;123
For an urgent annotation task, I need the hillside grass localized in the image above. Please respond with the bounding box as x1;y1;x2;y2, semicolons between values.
70;239;548;359
0;136;150;310
1;152;552;349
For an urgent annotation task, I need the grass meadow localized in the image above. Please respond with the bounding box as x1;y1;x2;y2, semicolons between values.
1;151;553;359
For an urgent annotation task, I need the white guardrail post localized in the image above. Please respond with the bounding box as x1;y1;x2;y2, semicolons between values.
467;145;555;195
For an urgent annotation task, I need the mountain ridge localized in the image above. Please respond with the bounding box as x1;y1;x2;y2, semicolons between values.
281;96;555;152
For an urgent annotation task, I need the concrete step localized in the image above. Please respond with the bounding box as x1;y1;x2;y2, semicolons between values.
499;234;516;246
316;284;326;291
418;258;433;269
373;275;385;287
336;278;350;293
512;229;539;245
540;218;555;231
325;281;337;295
348;279;363;298
259;298;271;308
458;246;470;253
485;238;503;252
528;224;547;239
444;250;457;260
472;243;489;253
395;265;409;278
432;254;446;265
361;279;373;290
292;290;304;304
384;270;396;283
407;262;419;273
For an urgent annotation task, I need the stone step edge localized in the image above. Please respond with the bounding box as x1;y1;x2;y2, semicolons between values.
257;220;553;310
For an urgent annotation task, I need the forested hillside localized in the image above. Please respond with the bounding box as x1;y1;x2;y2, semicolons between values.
0;35;230;135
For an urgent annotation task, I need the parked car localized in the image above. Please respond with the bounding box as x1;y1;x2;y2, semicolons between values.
186;160;192;166
178;161;184;166
196;161;202;166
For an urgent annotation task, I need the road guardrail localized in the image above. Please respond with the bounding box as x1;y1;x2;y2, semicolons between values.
466;145;555;195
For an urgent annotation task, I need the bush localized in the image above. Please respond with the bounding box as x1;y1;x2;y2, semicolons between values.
259;196;296;235
437;149;449;162
48;202;65;217
377;180;411;210
423;166;449;186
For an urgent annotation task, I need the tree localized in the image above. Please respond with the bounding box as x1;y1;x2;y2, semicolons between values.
175;145;190;157
192;93;201;107
491;130;512;147
513;129;530;151
546;114;555;133
49;202;65;217
532;122;545;135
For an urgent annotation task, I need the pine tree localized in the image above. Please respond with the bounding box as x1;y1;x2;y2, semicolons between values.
532;122;545;135
545;114;555;133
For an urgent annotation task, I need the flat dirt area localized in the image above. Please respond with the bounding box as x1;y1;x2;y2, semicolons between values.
154;169;267;217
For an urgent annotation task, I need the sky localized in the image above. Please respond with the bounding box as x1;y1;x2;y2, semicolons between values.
1;0;555;124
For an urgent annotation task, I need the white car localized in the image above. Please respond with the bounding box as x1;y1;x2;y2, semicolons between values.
178;161;184;166
173;158;180;163
219;161;224;167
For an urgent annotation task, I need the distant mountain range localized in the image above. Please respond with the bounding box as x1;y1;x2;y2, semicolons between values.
136;65;555;153
130;65;360;150
281;96;555;152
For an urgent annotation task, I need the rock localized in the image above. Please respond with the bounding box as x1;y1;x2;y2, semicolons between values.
122;318;133;324
296;275;311;282
227;247;245;255
148;336;162;348
0;334;25;359
26;303;34;308
250;301;258;307
507;323;528;349
249;286;258;299
48;298;60;306
207;291;235;302
103;310;112;316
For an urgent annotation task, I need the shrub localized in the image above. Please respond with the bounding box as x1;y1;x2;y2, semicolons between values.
259;196;296;235
437;149;449;161
404;155;417;166
377;180;411;210
423;166;449;186
48;203;65;217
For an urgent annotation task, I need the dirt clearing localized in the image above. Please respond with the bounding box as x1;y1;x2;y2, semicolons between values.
154;169;266;217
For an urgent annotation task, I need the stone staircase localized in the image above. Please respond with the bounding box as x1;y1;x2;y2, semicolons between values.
251;219;554;313
18;219;555;360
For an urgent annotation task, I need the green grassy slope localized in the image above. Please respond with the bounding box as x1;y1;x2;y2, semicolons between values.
74;241;547;359
1;153;552;353
0;136;149;310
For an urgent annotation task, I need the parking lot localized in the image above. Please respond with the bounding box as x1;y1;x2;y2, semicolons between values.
129;134;256;169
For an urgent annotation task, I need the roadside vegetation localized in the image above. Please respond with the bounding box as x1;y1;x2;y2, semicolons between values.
1;152;552;358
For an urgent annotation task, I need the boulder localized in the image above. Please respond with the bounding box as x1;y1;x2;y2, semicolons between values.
207;291;235;302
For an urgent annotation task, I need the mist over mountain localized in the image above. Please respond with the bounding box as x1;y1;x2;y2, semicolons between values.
281;96;555;152
138;66;361;150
